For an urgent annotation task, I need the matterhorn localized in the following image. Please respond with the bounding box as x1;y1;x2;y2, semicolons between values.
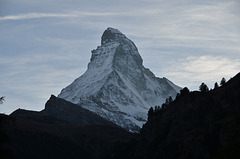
58;27;181;132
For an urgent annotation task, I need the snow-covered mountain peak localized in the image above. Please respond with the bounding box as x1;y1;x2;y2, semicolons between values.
101;28;140;57
58;27;181;132
101;27;127;45
90;27;142;75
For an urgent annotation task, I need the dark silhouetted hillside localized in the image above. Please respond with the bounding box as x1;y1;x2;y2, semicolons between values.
116;72;240;159
0;95;135;159
1;72;240;159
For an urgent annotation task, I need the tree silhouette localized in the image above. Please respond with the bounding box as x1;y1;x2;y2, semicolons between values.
168;96;173;104
148;107;154;119
214;82;219;89
199;83;209;92
165;98;170;105
175;93;180;101
220;77;226;86
154;105;160;112
180;87;190;96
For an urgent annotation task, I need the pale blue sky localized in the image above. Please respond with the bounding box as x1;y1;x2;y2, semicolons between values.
1;0;240;114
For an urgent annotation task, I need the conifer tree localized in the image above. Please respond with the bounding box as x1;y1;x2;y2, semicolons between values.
165;98;169;105
180;87;190;96
214;82;219;89
220;77;226;86
199;83;209;92
168;96;173;104
148;107;154;118
175;93;180;100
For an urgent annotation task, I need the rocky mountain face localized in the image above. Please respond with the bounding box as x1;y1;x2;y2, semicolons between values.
58;27;181;132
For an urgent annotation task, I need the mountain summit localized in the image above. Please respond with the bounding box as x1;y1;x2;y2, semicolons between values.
58;27;181;132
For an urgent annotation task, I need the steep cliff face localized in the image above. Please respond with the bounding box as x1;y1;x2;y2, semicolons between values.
58;27;181;132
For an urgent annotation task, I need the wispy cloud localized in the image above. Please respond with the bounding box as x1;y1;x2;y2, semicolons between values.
0;13;70;21
0;11;126;21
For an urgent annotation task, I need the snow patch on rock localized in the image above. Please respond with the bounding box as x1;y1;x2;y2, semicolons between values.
58;28;181;132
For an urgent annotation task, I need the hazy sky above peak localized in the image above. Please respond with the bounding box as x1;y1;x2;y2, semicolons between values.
0;0;240;114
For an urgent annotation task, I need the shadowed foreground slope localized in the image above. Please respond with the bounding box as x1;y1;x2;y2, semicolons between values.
113;72;240;159
0;95;135;159
1;72;240;159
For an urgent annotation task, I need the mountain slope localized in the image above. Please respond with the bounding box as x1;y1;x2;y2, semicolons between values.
58;27;181;132
11;95;117;126
0;95;135;159
115;72;240;159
